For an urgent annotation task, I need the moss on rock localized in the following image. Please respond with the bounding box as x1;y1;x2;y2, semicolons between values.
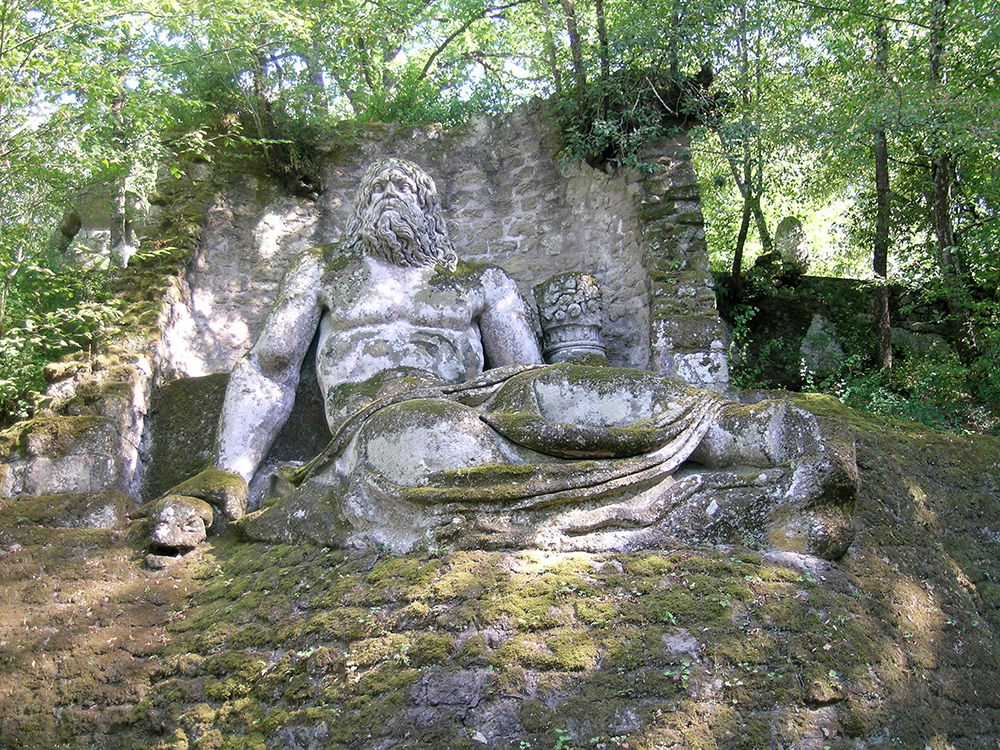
0;415;110;457
0;489;129;529
1;397;999;748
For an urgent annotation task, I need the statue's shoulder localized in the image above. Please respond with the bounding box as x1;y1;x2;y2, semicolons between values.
274;244;363;304
319;241;366;269
448;258;487;277
289;242;364;279
446;259;515;283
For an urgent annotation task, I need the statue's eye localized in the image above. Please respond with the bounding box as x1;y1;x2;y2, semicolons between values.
390;178;413;193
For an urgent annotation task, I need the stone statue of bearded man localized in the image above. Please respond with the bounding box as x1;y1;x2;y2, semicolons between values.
148;158;857;559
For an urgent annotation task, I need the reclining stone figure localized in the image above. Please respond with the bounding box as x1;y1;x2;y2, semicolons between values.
149;157;856;559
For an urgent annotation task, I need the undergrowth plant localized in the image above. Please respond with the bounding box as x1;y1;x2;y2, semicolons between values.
723;271;1000;435
0;262;121;423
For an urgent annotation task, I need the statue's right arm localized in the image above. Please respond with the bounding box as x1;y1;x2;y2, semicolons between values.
214;251;325;482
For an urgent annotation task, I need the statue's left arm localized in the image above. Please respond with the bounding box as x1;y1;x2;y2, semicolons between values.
477;267;544;367
215;251;325;482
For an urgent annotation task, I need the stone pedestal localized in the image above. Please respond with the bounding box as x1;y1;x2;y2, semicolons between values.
534;273;607;363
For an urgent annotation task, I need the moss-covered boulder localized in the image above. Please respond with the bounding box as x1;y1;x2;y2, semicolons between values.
139;494;215;551
167;469;248;531
0;415;121;497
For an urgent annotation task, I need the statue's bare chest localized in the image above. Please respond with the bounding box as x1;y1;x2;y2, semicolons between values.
319;260;482;331
313;258;487;389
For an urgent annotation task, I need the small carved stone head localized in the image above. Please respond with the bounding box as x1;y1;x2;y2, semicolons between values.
344;158;457;271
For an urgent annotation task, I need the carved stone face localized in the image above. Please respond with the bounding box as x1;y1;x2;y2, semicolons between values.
344;158;457;271
148;495;213;552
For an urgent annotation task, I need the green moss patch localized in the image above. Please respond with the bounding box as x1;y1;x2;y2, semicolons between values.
0;415;110;457
0;489;129;529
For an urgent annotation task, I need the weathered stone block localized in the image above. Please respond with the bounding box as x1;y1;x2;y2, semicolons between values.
665;349;730;390
653;313;727;350
652;315;730;390
672;210;704;226
142;374;229;501
638;200;678;222
659;185;701;201
0;490;129;529
0;416;122;497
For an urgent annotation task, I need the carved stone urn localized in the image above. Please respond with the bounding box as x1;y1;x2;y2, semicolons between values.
534;272;607;363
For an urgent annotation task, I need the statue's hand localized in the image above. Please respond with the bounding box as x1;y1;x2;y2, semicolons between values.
157;467;249;535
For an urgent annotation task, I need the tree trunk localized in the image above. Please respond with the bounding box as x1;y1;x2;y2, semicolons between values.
0;280;9;337
666;0;681;80
0;255;19;338
931;152;980;357
717;134;773;259
929;0;957;280
731;190;752;299
750;191;773;255
252;51;275;139
594;0;610;86
109;28;136;268
328;69;361;116
928;0;979;359
560;0;587;90
728;4;772;257
931;153;959;279
537;0;563;95
728;149;772;255
873;19;892;371
305;40;328;116
0;197;25;337
749;23;773;257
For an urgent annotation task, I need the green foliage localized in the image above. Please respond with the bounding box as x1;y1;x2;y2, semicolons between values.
727;303;764;390
555;72;694;171
0;262;120;422
724;274;1000;434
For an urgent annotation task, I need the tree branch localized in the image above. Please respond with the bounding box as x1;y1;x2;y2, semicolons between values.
417;0;527;82
887;154;931;170
137;45;265;70
775;0;935;30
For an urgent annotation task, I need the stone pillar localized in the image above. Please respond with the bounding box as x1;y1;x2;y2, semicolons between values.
637;137;729;391
534;272;607;363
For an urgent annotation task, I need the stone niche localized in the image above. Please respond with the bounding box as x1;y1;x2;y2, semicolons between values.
1;101;729;507
155;100;728;390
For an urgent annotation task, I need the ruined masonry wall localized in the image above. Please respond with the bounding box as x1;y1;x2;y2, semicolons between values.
157;101;727;389
640;141;729;387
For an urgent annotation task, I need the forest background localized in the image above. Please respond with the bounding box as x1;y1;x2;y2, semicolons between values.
0;0;997;431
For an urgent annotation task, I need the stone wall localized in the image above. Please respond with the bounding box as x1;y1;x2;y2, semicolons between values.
157;100;727;389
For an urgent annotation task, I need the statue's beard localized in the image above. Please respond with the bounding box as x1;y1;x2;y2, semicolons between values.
361;195;442;268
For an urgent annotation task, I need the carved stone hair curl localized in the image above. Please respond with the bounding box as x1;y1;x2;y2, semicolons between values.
343;158;457;271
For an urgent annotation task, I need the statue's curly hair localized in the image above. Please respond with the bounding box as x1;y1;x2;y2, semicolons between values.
343;158;457;271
